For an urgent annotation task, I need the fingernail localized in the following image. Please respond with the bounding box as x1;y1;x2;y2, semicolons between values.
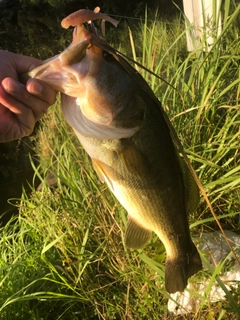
2;78;20;93
28;79;43;94
33;81;43;94
29;63;40;71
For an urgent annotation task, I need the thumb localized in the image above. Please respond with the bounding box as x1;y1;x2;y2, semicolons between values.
12;52;43;73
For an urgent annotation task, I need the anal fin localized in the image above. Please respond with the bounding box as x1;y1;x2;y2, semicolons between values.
125;217;152;249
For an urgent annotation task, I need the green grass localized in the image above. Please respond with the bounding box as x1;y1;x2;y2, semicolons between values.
0;1;240;319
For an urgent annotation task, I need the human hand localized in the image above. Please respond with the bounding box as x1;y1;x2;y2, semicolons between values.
0;50;57;142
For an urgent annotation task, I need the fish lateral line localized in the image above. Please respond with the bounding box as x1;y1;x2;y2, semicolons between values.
91;34;240;266
78;25;238;265
89;33;240;266
22;7;240;293
160;107;240;266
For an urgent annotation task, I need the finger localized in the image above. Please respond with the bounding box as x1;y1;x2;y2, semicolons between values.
2;78;49;121
0;50;43;81
0;85;35;136
12;52;43;74
26;78;57;106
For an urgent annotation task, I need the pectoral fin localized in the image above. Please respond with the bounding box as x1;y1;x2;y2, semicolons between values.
92;158;123;192
92;158;107;183
119;139;150;178
125;217;152;249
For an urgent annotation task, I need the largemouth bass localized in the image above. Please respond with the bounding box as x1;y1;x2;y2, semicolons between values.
26;8;202;293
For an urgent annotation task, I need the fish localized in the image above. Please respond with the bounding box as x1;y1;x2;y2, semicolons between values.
25;7;202;293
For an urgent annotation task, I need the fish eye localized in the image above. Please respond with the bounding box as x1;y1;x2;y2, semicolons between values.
102;51;115;62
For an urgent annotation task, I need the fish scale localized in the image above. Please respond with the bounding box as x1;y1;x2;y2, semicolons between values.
73;89;200;293
24;8;202;293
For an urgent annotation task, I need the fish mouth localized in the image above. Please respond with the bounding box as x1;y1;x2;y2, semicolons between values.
25;26;91;95
20;7;119;96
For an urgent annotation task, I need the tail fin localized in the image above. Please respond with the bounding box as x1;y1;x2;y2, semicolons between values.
165;243;202;294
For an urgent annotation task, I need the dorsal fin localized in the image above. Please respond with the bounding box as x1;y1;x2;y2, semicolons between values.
179;157;200;213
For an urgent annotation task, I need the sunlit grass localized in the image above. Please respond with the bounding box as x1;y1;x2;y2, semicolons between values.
128;1;240;222
0;1;240;319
